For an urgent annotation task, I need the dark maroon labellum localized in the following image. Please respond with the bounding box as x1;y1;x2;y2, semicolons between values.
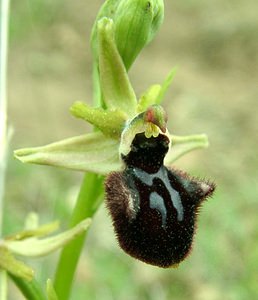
105;133;215;268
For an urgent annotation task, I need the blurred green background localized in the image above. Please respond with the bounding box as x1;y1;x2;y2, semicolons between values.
4;0;258;299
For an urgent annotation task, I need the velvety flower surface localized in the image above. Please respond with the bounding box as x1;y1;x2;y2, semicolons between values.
106;132;215;268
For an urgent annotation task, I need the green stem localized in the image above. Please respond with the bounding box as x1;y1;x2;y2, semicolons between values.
0;1;9;299
0;0;9;238
0;272;7;300
9;275;46;300
54;172;104;300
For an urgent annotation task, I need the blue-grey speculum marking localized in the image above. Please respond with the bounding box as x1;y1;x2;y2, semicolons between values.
133;167;184;223
149;192;167;227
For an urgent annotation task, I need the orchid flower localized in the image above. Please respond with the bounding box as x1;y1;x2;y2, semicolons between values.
14;2;215;270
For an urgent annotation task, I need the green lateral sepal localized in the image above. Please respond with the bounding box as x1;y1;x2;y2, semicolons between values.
165;133;209;165
14;132;121;175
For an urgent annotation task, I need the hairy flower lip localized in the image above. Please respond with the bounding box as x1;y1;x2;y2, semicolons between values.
105;131;215;267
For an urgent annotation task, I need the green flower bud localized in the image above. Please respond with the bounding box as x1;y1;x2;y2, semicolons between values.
91;0;164;70
91;0;164;105
114;0;164;69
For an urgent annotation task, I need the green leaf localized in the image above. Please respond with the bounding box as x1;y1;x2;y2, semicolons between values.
46;279;58;300
14;132;121;175
164;134;209;165
9;275;47;300
70;101;127;138
5;219;91;257
97;17;137;116
0;247;34;281
6;220;59;241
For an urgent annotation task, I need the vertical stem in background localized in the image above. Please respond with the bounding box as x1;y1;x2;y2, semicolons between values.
0;0;10;298
0;272;7;300
0;0;10;237
8;275;46;300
